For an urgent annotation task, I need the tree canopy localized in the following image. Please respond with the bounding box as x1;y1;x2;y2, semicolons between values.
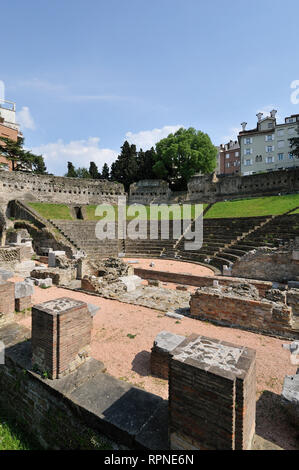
110;141;138;191
153;127;217;190
0;136;47;174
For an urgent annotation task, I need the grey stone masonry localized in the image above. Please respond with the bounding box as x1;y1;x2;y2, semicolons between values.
169;334;256;450
151;331;186;380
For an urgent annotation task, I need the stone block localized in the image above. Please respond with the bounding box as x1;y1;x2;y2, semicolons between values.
151;331;185;380
169;334;256;450
48;250;66;268
165;311;183;320
119;275;142;292
87;303;101;318
15;281;34;299
0;269;14;281
32;297;92;379
35;278;53;288
281;373;299;427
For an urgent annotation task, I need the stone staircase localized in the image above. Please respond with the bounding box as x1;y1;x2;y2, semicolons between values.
51;220;121;258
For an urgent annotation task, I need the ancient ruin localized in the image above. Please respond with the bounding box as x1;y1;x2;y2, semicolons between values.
0;171;298;450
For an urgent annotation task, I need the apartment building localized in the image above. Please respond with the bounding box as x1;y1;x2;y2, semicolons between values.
239;110;299;175
0;99;21;170
218;140;241;175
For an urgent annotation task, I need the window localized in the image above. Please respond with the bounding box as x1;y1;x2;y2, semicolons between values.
235;151;239;157
244;159;252;166
266;156;274;163
288;153;294;160
277;140;284;148
278;153;284;161
244;137;252;145
226;162;230;168
288;128;295;135
286;117;296;124
268;123;274;128
266;145;274;152
277;129;284;136
226;153;230;159
245;148;252;155
266;135;274;141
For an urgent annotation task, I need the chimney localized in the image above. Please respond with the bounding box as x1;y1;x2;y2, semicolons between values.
256;112;263;123
241;122;247;131
270;109;277;119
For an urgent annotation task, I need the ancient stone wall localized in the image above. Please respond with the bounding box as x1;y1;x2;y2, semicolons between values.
0;171;125;206
188;168;299;203
231;248;299;282
190;284;298;339
129;179;171;204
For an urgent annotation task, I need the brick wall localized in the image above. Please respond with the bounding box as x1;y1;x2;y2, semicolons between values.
32;298;92;379
169;334;256;450
190;289;298;339
0;281;15;326
134;268;272;297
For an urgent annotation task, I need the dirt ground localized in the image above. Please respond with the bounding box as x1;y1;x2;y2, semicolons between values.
13;257;299;449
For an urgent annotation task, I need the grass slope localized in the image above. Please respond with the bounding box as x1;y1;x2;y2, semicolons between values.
204;194;299;218
28;203;73;220
0;406;41;450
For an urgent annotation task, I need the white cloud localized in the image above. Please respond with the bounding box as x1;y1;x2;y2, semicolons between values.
16;106;35;130
31;137;118;176
125;124;183;150
222;127;241;143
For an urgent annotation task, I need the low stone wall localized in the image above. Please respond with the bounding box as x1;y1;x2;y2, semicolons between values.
190;286;298;339
231;248;299;283
134;267;272;297
0;322;168;450
188;168;299;203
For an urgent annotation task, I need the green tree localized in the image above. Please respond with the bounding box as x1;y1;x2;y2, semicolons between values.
65;161;77;177
89;161;99;179
136;147;157;181
0;136;47;174
154;127;217;190
76;167;90;178
101;163;110;180
110;141;138;191
289;124;299;159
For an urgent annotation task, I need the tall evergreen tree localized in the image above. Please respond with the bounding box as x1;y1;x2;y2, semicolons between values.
89;161;99;179
101;163;110;180
110;141;138;191
65;161;77;177
76;167;90;178
136;147;157;181
0;136;47;173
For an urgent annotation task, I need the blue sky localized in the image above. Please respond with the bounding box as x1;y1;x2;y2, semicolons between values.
1;0;299;175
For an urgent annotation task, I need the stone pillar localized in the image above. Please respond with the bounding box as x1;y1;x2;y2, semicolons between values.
0;281;15;326
32;297;92;379
14;281;34;312
169;334;256;450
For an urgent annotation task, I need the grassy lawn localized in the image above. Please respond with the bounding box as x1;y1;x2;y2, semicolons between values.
204;194;299;219
28;203;73;220
0;406;41;450
85;203;206;221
